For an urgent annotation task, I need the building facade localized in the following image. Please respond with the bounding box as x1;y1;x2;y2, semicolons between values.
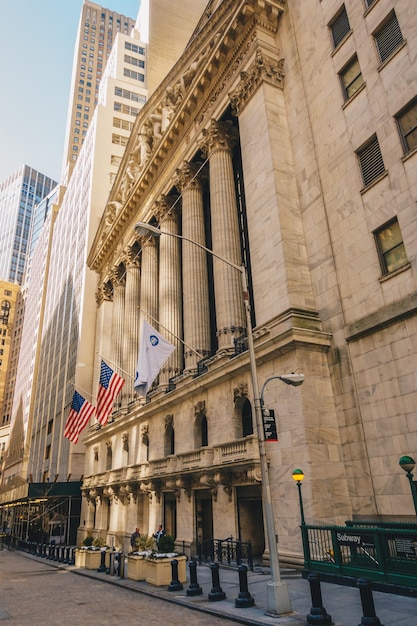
0;165;57;285
61;0;137;181
81;0;417;564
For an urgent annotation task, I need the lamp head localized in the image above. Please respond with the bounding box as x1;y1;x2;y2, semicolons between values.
280;373;305;387
135;222;161;237
292;469;304;483
399;455;416;473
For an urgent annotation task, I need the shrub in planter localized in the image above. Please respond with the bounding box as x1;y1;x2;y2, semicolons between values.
92;536;106;548
82;535;94;547
157;534;175;554
134;534;155;553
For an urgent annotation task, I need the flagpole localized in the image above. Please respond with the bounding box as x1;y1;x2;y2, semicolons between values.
96;353;135;380
138;307;206;360
69;381;95;403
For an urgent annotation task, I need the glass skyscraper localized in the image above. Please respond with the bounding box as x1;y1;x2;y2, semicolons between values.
0;165;57;285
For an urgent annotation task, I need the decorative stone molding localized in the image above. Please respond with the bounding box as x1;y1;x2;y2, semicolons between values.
109;265;126;288
123;245;141;269
122;433;129;451
229;49;285;116
234;383;248;401
174;161;207;192
153;194;180;224
194;401;206;417
199;119;239;157
164;414;173;429
95;282;113;306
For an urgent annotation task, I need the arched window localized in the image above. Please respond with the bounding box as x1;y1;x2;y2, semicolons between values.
241;398;253;437
164;417;174;456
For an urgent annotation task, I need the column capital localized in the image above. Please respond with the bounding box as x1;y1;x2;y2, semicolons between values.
229;49;285;116
109;265;126;287
199;119;239;157
154;194;180;224
95;281;113;305
174;161;207;193
123;245;141;269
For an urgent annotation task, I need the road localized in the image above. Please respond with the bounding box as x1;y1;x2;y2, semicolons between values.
0;550;228;626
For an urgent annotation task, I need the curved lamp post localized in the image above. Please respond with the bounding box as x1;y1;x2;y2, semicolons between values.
399;455;417;515
135;221;302;615
292;469;305;526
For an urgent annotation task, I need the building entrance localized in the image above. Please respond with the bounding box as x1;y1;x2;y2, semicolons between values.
195;490;213;547
236;485;264;561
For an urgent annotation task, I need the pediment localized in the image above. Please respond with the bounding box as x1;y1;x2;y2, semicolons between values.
88;0;286;275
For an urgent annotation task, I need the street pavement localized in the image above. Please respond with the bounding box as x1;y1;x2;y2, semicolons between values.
1;548;416;625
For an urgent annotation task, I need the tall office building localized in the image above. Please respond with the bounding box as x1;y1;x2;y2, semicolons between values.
0;166;57;286
62;0;137;182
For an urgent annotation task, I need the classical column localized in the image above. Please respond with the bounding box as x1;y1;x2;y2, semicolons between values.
138;234;159;330
199;119;245;352
109;265;125;411
174;161;211;372
122;246;141;404
154;195;183;388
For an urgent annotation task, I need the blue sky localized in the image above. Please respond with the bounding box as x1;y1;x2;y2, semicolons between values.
0;0;140;184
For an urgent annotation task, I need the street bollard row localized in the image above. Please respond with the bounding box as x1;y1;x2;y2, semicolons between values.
183;560;254;608
306;572;385;626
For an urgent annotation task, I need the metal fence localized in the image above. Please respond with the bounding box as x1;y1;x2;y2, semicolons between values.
198;536;253;570
302;523;417;589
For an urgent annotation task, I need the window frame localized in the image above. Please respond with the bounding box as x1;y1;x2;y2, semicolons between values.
339;54;364;101
395;97;417;155
373;10;404;64
356;134;386;187
329;5;351;49
374;217;408;275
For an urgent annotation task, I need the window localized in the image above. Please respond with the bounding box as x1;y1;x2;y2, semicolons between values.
329;6;350;48
395;98;417;154
123;68;145;82
339;55;364;100
356;135;385;186
365;0;376;7
374;11;404;63
112;133;128;146
375;218;408;274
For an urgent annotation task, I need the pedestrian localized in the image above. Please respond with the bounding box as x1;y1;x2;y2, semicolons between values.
130;527;140;550
153;524;165;546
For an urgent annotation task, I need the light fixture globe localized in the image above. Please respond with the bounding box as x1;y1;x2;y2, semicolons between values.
399;456;416;473
292;469;304;482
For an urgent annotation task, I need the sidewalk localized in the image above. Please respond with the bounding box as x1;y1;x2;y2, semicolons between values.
7;549;417;625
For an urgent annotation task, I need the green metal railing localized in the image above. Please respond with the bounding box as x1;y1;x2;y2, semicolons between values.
302;523;417;589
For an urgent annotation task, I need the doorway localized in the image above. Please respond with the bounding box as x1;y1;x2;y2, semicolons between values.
236;485;264;561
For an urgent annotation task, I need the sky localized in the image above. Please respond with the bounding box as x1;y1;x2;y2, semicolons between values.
0;0;140;184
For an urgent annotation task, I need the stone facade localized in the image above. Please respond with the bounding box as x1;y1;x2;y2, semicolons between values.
81;0;417;564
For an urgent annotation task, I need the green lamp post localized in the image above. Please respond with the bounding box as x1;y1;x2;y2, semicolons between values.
399;456;417;515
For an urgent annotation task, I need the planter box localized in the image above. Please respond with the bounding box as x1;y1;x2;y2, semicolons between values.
145;555;187;587
85;549;103;570
127;555;147;581
75;549;87;568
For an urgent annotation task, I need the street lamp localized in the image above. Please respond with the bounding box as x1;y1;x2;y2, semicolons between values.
135;221;302;615
292;469;305;526
399;455;417;515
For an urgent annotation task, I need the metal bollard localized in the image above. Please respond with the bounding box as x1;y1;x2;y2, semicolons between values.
97;548;107;573
235;564;255;608
118;551;125;578
186;560;203;596
68;547;75;566
208;562;226;602
357;579;384;626
306;572;332;625
168;558;183;592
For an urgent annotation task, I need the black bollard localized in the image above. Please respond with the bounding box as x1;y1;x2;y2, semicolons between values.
68;547;75;566
107;550;115;575
306;572;332;625
208;562;226;602
235;564;255;608
357;579;384;626
168;558;183;591
97;548;107;573
186;560;203;596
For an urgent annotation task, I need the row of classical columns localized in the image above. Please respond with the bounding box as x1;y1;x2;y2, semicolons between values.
102;119;247;400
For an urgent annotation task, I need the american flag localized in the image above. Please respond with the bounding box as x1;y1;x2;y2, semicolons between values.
64;391;95;444
96;360;125;425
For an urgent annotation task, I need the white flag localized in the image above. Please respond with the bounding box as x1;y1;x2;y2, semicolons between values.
134;320;175;396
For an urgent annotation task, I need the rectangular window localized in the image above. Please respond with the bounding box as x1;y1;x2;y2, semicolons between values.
375;218;408;275
356;135;385;186
112;133;128;146
329;6;350;48
123;68;145;82
339;55;364;100
395;98;417;154
374;11;404;63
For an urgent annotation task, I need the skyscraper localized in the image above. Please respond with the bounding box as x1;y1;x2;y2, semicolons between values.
0;166;57;286
62;0;137;182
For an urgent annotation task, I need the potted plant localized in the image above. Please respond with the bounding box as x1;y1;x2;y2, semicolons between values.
127;534;154;581
85;535;107;569
145;535;187;586
75;535;93;567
